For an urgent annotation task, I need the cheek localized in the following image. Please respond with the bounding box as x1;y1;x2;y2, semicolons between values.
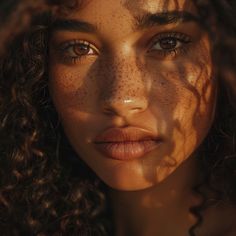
48;65;95;115
48;65;106;147
148;57;216;156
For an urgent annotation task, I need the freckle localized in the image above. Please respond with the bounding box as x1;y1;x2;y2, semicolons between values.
160;81;166;86
76;89;87;106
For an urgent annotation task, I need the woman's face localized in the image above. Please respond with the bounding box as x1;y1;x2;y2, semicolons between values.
49;0;217;190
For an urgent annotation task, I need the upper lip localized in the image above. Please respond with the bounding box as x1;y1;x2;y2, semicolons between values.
94;127;162;143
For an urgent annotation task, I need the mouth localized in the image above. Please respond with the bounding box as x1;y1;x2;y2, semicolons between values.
93;127;163;161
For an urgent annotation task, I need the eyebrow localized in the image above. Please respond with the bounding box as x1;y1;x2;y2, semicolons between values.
50;19;98;33
135;11;200;29
50;11;200;34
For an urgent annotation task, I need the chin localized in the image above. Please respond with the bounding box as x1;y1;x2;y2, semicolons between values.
102;176;155;191
92;160;173;191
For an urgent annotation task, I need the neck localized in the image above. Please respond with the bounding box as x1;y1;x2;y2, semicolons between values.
108;156;202;236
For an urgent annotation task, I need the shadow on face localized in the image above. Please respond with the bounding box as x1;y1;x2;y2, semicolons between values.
48;0;217;191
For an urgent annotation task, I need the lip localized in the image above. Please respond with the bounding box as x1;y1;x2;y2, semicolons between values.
93;127;163;160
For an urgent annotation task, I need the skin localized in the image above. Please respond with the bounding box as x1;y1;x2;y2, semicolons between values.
49;0;216;191
48;0;236;235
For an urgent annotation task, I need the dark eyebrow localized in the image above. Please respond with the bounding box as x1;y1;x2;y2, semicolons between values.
50;19;98;33
50;11;200;34
135;11;200;29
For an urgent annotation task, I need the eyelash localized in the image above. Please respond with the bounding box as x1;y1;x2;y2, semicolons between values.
148;32;192;59
58;32;192;64
58;39;98;64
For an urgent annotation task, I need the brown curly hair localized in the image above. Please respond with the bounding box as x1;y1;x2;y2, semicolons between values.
0;0;236;235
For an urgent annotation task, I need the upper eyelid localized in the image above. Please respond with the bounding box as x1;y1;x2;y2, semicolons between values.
147;32;192;48
150;32;192;43
61;40;89;50
56;39;99;53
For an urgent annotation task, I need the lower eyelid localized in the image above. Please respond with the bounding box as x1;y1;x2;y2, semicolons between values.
147;43;191;60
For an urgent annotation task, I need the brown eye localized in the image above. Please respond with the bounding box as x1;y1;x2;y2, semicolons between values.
149;32;191;53
61;40;98;59
73;43;91;56
152;37;182;51
159;38;178;50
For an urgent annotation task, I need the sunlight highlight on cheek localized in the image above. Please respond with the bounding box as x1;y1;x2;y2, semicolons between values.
170;123;198;166
187;73;198;84
197;84;216;128
158;119;168;135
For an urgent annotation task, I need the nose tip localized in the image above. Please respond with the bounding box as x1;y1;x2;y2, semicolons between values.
98;55;149;117
101;97;148;116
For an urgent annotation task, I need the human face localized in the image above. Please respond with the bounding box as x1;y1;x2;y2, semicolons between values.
49;0;217;191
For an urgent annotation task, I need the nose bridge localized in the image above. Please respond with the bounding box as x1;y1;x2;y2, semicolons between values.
98;55;149;116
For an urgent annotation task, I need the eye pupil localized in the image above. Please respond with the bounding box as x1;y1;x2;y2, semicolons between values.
160;38;177;50
74;44;90;55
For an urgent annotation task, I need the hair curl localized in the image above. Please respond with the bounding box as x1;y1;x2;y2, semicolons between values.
0;0;236;235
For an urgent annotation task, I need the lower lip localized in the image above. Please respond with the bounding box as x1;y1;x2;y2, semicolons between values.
94;140;161;161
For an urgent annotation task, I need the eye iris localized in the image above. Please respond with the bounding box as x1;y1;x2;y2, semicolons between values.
160;37;177;50
74;44;90;55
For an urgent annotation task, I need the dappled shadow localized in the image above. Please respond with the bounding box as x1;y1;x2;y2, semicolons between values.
1;0;236;235
47;0;216;189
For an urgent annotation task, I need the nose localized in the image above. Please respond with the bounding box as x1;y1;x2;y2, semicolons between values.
98;57;149;117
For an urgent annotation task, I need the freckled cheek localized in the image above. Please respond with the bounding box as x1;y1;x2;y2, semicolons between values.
49;67;94;111
147;63;215;134
148;66;215;158
147;70;184;114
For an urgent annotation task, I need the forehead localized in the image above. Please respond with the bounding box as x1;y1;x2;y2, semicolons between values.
123;0;196;13
54;0;198;40
62;0;197;19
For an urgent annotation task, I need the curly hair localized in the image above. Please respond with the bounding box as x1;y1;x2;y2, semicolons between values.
0;0;236;235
